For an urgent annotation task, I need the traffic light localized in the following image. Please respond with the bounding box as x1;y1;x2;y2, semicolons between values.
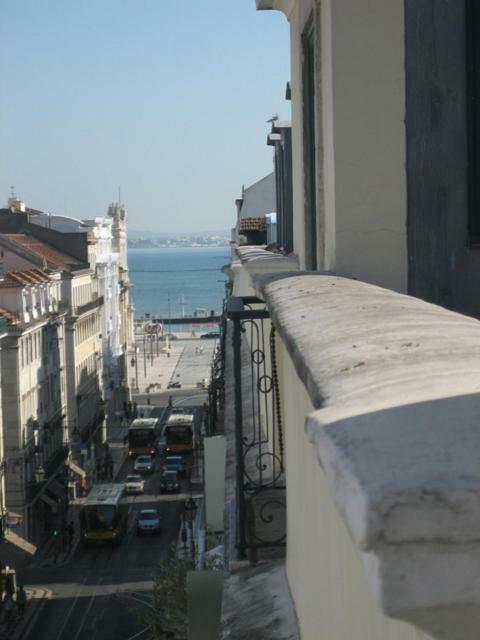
52;528;61;537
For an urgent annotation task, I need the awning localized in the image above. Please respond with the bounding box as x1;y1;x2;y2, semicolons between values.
66;459;86;478
40;493;56;508
46;479;65;501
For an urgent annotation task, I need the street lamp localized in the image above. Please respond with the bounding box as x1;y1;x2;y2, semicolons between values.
130;350;139;391
184;495;197;566
34;465;45;484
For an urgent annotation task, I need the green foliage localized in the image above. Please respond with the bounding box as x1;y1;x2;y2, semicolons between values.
138;555;190;640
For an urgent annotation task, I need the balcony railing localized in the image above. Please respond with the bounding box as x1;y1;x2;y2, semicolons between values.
227;295;286;556
74;295;104;316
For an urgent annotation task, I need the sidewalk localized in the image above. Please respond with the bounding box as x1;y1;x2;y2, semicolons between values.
33;417;130;569
0;419;132;639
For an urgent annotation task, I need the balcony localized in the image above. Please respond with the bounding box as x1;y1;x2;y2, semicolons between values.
221;244;480;640
74;295;104;316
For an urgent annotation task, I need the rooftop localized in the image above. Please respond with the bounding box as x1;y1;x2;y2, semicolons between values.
0;233;81;271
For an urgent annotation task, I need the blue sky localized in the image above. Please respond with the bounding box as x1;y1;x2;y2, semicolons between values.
0;1;290;232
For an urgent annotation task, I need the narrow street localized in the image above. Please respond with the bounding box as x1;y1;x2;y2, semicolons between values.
15;389;208;640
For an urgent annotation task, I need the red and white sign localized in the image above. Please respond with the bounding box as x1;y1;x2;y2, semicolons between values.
144;322;162;335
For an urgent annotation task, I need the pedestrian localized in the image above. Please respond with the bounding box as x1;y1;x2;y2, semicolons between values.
79;476;87;497
15;586;27;617
66;521;75;551
4;594;14;623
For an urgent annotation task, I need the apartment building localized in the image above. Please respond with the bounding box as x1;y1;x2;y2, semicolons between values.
0;227;104;512
0;267;67;543
212;4;480;639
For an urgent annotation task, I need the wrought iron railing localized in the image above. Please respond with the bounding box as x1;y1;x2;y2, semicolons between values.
227;296;286;557
207;297;228;436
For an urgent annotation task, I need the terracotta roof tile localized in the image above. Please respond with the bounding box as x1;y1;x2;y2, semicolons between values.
0;234;80;271
0;269;52;288
239;216;267;232
0;306;19;324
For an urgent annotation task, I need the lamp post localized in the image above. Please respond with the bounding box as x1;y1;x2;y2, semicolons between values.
143;332;147;378
184;494;197;566
34;465;45;484
130;349;139;391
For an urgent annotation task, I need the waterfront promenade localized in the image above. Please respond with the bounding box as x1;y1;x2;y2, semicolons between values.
127;333;217;394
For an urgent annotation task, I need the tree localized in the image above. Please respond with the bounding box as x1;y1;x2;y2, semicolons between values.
137;555;190;640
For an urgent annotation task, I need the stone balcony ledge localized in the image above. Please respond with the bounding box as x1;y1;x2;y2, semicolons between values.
235;245;299;269
254;273;480;640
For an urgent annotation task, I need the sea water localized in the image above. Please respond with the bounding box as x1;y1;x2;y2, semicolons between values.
128;246;230;320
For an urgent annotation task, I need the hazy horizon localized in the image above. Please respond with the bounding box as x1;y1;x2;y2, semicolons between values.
0;2;290;233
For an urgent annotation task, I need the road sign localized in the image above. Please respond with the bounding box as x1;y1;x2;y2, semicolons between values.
144;322;162;334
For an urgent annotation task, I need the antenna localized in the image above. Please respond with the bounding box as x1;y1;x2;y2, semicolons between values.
118;186;121;204
9;186;15;198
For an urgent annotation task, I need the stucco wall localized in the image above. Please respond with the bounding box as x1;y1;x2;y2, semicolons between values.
277;0;408;291
279;340;430;640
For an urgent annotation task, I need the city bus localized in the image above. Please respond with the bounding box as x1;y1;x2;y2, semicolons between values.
165;413;195;454
128;418;158;457
79;484;128;545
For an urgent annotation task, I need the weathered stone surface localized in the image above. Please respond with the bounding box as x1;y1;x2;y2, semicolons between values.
255;273;480;639
220;560;299;640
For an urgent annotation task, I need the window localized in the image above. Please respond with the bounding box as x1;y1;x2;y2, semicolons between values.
302;16;318;269
467;0;480;242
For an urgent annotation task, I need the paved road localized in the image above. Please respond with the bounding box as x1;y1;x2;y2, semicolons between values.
19;395;205;640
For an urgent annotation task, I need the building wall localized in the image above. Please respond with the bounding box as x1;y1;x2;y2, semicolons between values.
278;338;430;640
405;2;480;318
277;0;408;291
64;273;103;444
1;313;66;541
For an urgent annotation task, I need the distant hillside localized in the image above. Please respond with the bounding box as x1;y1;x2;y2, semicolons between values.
128;228;230;240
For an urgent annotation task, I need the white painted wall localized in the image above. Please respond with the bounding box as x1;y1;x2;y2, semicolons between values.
278;339;429;640
204;436;227;533
265;0;407;291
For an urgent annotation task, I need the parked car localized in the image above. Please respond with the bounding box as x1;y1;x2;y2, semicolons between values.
159;469;181;494
133;454;155;474
200;332;220;339
168;381;182;389
136;508;161;534
124;474;145;495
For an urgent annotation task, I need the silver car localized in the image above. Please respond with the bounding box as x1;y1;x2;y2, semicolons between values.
136;508;161;534
124;474;145;495
133;455;155;474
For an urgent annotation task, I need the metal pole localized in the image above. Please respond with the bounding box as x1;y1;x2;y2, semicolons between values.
168;294;171;334
232;317;246;558
143;333;147;378
150;335;153;365
134;351;139;390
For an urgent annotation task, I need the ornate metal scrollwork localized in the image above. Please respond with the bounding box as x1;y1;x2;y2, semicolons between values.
228;296;286;556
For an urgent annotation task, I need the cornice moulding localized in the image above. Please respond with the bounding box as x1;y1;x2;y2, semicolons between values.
256;0;294;20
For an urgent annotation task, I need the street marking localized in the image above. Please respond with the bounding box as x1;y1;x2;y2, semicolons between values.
71;578;103;640
54;577;88;640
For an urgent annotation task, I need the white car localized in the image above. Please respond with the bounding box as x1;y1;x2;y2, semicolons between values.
124;474;145;494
